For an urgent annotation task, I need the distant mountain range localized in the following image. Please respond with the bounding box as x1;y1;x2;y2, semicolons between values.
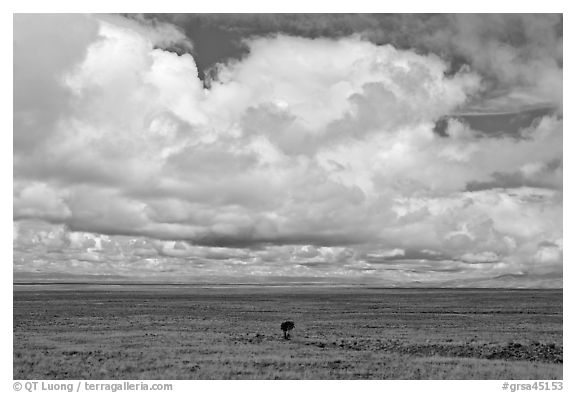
13;271;561;289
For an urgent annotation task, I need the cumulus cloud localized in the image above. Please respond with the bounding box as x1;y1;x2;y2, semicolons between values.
14;14;99;153
153;13;562;113
417;14;562;112
13;14;562;286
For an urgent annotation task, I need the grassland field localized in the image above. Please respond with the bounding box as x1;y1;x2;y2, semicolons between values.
13;285;562;379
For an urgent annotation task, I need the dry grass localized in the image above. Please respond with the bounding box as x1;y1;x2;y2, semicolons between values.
13;286;563;379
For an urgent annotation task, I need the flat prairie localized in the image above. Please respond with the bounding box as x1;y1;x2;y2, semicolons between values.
13;285;562;379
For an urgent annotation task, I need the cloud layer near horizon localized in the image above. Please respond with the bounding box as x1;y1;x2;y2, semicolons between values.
13;14;562;285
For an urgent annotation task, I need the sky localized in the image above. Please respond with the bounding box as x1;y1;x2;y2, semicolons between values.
13;14;563;287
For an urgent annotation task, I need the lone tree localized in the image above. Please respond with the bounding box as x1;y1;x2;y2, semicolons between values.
280;321;295;340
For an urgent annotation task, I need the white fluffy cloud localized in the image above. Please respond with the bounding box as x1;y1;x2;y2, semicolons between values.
13;15;562;286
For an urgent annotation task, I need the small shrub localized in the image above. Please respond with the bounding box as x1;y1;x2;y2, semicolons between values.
280;321;295;340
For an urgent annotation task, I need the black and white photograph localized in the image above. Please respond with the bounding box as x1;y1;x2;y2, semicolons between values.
12;11;563;382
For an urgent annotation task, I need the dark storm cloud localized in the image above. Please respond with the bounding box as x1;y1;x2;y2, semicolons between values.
139;13;390;73
143;14;561;60
458;108;557;135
